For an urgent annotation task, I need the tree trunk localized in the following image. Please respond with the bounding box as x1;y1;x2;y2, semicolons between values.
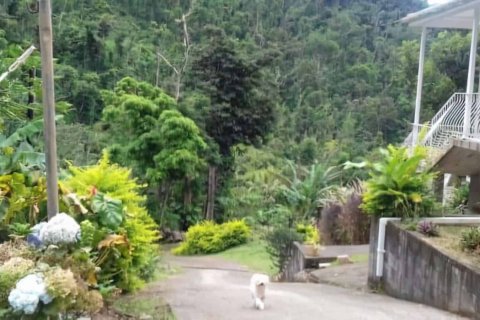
184;177;192;209
27;68;35;119
205;165;217;220
157;182;171;227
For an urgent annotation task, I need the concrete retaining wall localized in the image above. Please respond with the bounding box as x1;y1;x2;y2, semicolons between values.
282;242;332;281
382;222;480;319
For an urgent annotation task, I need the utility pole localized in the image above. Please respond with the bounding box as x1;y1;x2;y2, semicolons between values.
38;0;59;219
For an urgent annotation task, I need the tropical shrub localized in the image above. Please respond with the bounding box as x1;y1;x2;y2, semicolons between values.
460;227;480;252
1;148;159;293
277;162;340;221
173;220;251;255
265;227;303;273
347;145;436;218
62;152;160;292
416;221;439;237
0;119;48;227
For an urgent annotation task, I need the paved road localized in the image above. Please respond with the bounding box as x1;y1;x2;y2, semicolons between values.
158;255;465;320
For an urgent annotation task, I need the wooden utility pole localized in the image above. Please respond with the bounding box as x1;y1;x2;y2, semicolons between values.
39;0;59;219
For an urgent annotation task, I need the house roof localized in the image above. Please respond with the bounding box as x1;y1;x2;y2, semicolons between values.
400;0;480;29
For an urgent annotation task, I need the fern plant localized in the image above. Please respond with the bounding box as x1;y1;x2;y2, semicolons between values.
347;145;437;218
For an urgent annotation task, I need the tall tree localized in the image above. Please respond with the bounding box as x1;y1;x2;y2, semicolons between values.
191;31;276;219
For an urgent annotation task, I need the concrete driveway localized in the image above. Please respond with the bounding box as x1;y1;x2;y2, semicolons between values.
158;255;465;320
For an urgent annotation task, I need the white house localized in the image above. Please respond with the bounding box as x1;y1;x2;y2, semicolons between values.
401;0;480;210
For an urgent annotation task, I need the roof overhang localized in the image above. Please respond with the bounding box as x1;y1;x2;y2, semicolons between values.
400;0;480;29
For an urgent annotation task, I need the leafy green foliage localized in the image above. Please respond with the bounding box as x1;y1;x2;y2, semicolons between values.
220;146;286;224
265;227;303;273
353;146;437;218
63;153;159;292
192;33;276;157
460;227;480;252
296;223;320;245
173;220;251;255
102;78;206;227
278;162;340;221
150;109;207;182
101;77;176;172
7;223;30;237
91;193;124;230
450;183;469;211
0;120;48;225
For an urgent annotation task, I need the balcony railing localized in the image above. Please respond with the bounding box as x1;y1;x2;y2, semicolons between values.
406;93;480;150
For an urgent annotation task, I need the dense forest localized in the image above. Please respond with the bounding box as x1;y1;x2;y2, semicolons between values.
0;0;473;230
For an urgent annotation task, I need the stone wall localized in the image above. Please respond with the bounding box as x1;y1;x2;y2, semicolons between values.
382;222;480;319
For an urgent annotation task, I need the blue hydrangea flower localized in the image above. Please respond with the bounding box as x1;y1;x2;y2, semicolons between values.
26;234;43;249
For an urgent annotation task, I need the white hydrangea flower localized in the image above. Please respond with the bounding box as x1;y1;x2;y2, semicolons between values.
8;273;52;315
39;213;81;245
30;222;47;237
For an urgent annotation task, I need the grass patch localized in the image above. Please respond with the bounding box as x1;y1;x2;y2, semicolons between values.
215;239;276;275
112;296;175;320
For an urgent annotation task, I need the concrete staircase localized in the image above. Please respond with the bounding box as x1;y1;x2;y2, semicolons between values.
406;93;480;211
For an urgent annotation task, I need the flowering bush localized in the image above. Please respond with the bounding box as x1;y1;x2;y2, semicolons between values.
27;213;81;248
39;213;81;245
0;257;35;309
0;211;105;317
44;267;78;302
0;153;160;316
8;273;52;315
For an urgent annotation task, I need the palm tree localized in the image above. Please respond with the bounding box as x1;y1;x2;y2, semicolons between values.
277;161;340;222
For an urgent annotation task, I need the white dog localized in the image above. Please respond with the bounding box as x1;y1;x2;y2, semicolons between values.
249;273;269;310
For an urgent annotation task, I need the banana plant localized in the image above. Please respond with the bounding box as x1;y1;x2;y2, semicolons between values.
0;118;61;224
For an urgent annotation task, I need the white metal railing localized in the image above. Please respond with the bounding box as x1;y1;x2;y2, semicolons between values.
0;45;36;83
406;93;480;150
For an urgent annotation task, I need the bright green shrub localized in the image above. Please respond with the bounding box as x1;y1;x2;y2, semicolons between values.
63;152;160;292
296;223;320;245
173;220;251;255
